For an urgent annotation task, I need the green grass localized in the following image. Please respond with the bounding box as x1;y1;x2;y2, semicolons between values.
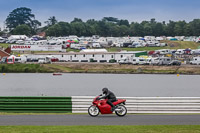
66;48;81;52
107;47;167;52
0;64;53;73
0;125;200;133
0;43;10;48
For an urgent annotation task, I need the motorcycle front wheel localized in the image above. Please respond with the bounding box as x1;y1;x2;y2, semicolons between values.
88;105;100;117
115;105;127;117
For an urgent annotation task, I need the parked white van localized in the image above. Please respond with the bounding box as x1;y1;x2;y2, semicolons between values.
151;58;160;65
190;57;200;65
156;49;171;55
175;49;185;55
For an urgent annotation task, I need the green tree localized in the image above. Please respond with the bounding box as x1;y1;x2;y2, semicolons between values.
154;23;164;36
57;22;71;36
165;20;176;36
31;20;41;34
71;18;83;23
45;16;58;26
13;24;31;36
174;21;186;36
118;19;129;27
119;25;129;36
46;24;62;36
5;7;40;32
184;23;192;36
189;19;200;36
130;22;144;36
103;17;119;23
70;22;86;36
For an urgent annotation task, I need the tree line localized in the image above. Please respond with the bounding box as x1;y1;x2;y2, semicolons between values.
2;7;200;37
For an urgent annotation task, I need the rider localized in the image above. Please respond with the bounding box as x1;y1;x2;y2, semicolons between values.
97;87;117;112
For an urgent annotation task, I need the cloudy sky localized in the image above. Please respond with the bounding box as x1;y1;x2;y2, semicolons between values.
0;0;200;29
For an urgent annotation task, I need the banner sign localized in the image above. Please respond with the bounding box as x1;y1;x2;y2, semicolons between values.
11;45;62;51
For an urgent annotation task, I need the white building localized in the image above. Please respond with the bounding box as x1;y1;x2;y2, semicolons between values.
32;51;145;63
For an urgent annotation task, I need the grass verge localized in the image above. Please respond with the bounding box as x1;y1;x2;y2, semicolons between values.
0;125;200;133
1;63;200;74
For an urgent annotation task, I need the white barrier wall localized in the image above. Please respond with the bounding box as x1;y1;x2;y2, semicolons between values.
72;96;200;113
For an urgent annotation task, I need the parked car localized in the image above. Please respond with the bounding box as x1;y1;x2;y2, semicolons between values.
168;60;181;66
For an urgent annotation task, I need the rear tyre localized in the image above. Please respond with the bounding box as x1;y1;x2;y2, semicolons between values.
115;105;127;117
88;105;99;117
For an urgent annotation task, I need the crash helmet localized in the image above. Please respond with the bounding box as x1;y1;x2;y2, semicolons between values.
102;87;108;94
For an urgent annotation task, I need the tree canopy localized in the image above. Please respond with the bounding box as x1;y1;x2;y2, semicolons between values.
4;7;200;37
5;7;41;34
13;24;31;36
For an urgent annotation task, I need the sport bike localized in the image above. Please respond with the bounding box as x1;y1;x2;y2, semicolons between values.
88;95;127;117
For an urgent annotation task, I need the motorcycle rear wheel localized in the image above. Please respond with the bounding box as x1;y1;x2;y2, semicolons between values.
115;105;127;117
88;105;100;117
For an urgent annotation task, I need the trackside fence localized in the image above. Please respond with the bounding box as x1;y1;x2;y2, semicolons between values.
0;96;72;113
1;96;200;113
72;96;200;113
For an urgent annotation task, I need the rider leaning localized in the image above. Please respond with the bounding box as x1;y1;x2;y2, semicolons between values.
97;87;117;112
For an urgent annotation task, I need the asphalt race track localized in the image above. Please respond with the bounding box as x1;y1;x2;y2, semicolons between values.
0;114;200;125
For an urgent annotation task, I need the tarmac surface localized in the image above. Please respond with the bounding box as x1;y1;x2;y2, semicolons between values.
0;114;200;125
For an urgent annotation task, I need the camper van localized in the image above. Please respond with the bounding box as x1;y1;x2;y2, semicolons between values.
190;57;200;65
158;57;172;65
7;55;27;64
119;57;132;64
151;58;160;65
156;49;171;55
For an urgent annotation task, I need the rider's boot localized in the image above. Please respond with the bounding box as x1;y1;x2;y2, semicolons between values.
111;106;117;112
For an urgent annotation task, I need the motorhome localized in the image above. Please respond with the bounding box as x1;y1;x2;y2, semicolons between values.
191;49;200;55
151;58;160;65
119;57;133;64
190;57;200;65
158;57;172;65
156;49;171;55
132;57;147;65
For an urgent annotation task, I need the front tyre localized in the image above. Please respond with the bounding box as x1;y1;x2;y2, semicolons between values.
115;105;127;117
88;105;100;117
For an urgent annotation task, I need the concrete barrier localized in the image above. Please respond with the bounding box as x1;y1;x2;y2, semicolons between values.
72;96;200;113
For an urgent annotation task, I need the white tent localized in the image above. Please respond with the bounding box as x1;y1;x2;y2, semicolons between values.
8;35;28;40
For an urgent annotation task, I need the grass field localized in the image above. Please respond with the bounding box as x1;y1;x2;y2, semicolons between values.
0;125;200;133
0;43;11;48
1;63;200;74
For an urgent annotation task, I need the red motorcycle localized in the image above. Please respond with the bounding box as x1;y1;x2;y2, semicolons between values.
88;95;127;117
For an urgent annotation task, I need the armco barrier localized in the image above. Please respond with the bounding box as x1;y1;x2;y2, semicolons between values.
0;96;72;113
72;96;200;113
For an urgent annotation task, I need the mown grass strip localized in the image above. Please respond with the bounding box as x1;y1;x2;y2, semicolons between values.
0;125;200;133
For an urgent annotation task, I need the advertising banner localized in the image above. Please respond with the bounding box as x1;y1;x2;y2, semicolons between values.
11;45;62;51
